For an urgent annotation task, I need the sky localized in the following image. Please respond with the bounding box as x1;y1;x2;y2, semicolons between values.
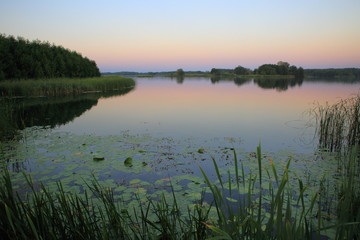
1;0;360;72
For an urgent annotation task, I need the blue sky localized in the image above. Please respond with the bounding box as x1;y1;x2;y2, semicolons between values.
1;0;359;72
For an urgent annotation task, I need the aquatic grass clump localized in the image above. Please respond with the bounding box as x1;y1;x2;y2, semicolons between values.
0;76;136;97
1;145;360;239
0;169;213;240
335;146;360;239
313;94;360;152
200;145;319;239
201;145;360;239
0;98;22;140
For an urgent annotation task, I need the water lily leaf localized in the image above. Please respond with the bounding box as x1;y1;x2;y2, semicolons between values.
226;197;238;203
155;177;173;185
120;192;132;202
124;157;133;167
115;186;126;192
187;192;202;200
198;148;205;154
130;179;141;184
135;188;146;195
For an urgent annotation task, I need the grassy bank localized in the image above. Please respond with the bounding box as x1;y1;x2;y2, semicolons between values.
0;76;135;97
1;145;359;239
0;77;135;140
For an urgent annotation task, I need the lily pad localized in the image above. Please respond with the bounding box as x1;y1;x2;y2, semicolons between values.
129;179;141;184
124;157;133;167
93;157;105;161
226;197;238;203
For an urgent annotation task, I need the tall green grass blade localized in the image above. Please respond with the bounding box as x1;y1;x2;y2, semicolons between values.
4;204;16;236
204;222;232;240
26;213;40;240
241;161;245;189
227;170;232;197
233;150;240;190
0;143;359;239
212;157;224;189
256;143;263;224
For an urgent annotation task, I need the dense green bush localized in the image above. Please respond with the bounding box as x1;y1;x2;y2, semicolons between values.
0;34;100;80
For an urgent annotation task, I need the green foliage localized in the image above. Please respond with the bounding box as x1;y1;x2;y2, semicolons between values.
200;145;360;239
210;62;303;79
124;157;133;167
0;145;359;239
0;76;135;97
313;95;360;152
256;64;279;75
0;34;100;80
234;66;252;75
0;76;135;140
210;68;220;75
176;68;184;76
210;68;234;76
0;98;19;140
0;88;138;141
175;69;185;83
305;68;360;79
254;62;304;78
336;147;360;239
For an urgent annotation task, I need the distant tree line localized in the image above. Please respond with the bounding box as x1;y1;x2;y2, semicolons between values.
211;61;304;79
254;61;304;78
0;34;100;80
304;68;360;79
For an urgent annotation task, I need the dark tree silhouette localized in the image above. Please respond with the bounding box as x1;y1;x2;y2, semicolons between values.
234;66;251;75
0;34;100;80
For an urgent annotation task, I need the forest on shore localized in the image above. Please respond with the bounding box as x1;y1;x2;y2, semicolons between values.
0;34;100;80
211;61;304;78
1;34;359;81
304;68;360;79
103;62;306;79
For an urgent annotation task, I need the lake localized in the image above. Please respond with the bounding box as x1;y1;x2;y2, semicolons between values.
1;76;360;215
55;77;359;153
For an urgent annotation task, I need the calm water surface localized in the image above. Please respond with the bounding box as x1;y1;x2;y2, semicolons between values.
3;78;358;239
55;77;360;153
3;77;360;217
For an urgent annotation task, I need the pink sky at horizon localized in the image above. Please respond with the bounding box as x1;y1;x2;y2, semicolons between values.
1;1;359;72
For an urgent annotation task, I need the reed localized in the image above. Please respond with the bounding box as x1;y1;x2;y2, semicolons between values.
0;76;136;97
202;145;360;239
1;145;359;239
313;94;360;152
335;146;360;239
0;170;212;240
0;98;22;140
200;145;320;239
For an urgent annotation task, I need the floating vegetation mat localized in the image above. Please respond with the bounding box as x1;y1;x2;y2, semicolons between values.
0;127;339;208
1;127;359;239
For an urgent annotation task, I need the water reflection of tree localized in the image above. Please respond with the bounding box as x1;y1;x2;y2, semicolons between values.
210;76;236;84
234;78;252;86
254;78;303;91
176;76;184;84
210;77;252;86
17;98;98;128
0;87;134;140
